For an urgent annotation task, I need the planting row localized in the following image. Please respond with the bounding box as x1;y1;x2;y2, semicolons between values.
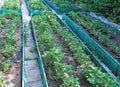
27;0;47;10
0;12;21;87
32;10;118;86
32;11;80;87
67;11;120;60
68;0;120;25
2;0;21;10
50;0;74;8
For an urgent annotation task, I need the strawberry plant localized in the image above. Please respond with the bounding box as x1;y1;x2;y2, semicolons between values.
61;77;80;87
0;78;7;87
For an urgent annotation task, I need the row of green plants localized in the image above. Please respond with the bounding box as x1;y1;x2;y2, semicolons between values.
32;12;80;87
51;17;118;87
2;0;21;9
27;0;47;10
68;0;120;25
67;11;120;57
0;12;21;87
50;0;75;8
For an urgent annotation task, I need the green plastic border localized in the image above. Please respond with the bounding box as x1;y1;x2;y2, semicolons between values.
0;10;21;14
44;0;81;14
62;14;120;76
30;16;48;87
22;17;26;87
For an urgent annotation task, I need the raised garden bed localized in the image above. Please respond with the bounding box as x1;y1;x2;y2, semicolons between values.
2;0;21;10
32;11;80;87
0;12;22;87
27;0;47;10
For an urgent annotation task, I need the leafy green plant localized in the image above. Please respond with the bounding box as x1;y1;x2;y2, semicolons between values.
2;60;11;72
0;78;7;87
61;77;80;87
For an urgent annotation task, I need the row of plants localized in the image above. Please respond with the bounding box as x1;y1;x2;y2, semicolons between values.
68;0;120;25
2;0;21;10
0;12;21;87
67;11;120;58
51;17;118;87
27;0;47;10
50;0;74;8
32;11;80;87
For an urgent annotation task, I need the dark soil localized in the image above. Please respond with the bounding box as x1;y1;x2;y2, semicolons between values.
52;30;92;87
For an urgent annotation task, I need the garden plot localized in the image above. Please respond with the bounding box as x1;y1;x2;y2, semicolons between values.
2;0;21;10
32;11;118;87
27;0;47;10
67;12;120;61
0;12;22;87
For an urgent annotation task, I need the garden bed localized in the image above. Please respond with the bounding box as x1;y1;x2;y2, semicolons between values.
0;12;22;87
32;11;118;87
2;0;21;10
67;12;120;61
69;0;120;25
32;11;80;87
27;0;47;10
44;0;80;14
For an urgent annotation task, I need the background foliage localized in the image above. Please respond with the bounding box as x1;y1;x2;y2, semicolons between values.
69;0;120;24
